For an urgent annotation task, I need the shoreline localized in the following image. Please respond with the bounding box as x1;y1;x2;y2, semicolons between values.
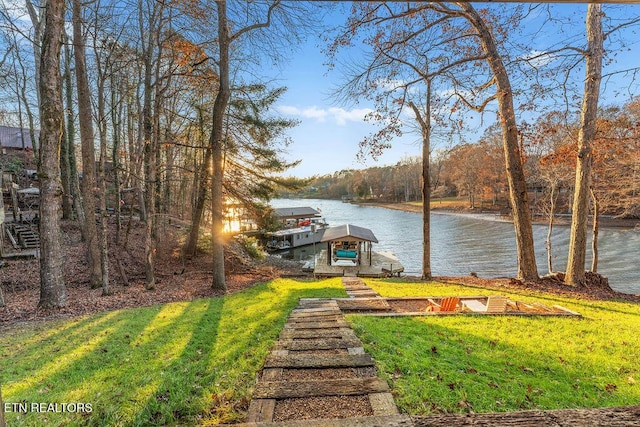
356;200;640;229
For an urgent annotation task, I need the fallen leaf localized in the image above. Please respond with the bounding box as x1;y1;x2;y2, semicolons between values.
458;400;471;409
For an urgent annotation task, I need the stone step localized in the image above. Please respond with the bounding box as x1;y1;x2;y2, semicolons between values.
274;338;362;351
264;353;374;369
253;377;390;399
279;328;357;340
284;320;350;330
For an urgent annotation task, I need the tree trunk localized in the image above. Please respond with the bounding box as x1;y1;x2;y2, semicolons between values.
590;188;599;273
184;107;209;256
546;182;557;274
60;41;74;221
459;2;538;281
421;113;432;281
65;57;85;231
184;147;212;257
38;0;66;308
25;0;44;109
140;1;160;290
72;0;102;289
97;74;110;296
62;38;83;226
409;90;432;281
565;4;603;286
143;68;157;290
210;0;231;291
111;76;122;245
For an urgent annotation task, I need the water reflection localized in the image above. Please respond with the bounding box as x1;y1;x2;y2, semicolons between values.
271;199;640;294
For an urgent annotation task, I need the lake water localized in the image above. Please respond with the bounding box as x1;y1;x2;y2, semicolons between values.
271;198;640;295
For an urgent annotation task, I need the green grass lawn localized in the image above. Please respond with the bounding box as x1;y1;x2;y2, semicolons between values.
2;277;638;425
348;279;640;415
0;278;346;426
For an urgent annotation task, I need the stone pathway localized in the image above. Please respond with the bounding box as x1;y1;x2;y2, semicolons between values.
236;278;640;427
246;293;401;424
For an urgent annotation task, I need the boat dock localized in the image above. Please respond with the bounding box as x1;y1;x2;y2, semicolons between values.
312;249;404;278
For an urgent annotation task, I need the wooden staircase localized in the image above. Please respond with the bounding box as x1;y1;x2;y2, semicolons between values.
5;223;40;249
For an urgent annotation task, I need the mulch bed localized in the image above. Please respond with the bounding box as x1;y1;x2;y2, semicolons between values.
294;349;349;355
282;367;378;381
387;299;431;313
273;395;373;421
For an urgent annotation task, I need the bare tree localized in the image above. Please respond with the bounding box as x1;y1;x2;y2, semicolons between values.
203;0;309;290
60;35;76;221
328;2;539;280
452;2;539;281
565;5;604;286
38;0;66;308
410;97;433;279
72;0;104;290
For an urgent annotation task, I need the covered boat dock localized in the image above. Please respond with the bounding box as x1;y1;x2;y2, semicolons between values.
312;224;404;278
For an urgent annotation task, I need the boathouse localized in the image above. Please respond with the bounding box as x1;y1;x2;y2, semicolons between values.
320;224;378;266
273;207;321;227
313;224;403;277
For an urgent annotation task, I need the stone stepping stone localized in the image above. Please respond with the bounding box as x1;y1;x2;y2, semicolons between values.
287;314;344;323
253;378;390;399
275;338;363;351
279;328;358;340
284;320;351;329
264;353;374;369
246;294;401;425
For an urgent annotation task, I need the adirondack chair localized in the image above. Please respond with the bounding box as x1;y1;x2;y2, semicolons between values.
462;295;509;313
485;295;508;313
426;296;460;312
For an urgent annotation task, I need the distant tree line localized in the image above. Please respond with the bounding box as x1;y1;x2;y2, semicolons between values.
300;98;640;220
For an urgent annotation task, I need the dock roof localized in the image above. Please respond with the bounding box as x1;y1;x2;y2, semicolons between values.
321;224;379;243
273;207;321;219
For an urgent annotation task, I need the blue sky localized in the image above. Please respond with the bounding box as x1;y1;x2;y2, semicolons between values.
268;5;425;178
266;3;640;179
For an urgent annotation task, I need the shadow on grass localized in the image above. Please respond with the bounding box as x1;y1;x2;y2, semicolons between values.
1;278;345;426
349;314;640;416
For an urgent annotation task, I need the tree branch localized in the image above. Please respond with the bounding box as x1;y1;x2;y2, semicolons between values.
230;0;281;42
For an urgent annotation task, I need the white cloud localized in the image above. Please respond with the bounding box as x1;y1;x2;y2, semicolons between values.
327;107;373;125
374;78;407;92
277;105;373;126
521;50;556;68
